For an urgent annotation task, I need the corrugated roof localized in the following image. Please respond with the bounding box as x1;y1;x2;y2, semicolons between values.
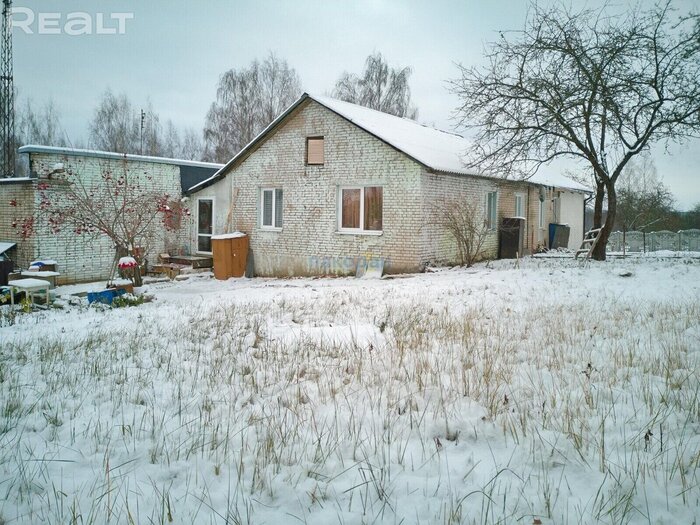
189;93;590;193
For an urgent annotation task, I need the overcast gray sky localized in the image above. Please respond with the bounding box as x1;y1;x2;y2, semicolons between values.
11;0;700;209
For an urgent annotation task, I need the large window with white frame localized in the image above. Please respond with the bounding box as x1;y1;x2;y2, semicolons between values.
197;198;213;253
485;191;498;230
338;186;383;233
261;188;283;229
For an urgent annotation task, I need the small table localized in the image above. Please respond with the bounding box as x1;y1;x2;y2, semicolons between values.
8;278;52;306
21;271;61;288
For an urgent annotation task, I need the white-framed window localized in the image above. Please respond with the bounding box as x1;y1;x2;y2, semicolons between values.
260;188;283;230
485;191;498;230
515;193;525;218
197;198;214;253
338;186;383;233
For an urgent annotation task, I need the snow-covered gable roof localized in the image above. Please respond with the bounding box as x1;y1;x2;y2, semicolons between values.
312;95;589;192
189;93;590;193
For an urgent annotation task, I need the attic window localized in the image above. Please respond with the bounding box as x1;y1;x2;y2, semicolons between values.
306;137;324;165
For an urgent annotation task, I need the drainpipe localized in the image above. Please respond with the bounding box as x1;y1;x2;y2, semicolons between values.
583;192;595;240
527;186;531;252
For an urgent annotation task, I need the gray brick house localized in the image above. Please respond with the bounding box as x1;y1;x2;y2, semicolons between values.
0;146;222;284
188;94;589;276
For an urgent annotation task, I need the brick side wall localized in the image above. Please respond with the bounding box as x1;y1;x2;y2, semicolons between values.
23;153;186;284
0;180;37;269
419;173;585;263
192;100;425;276
420;171;500;265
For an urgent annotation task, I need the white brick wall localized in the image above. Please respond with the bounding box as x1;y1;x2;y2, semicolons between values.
420;170;500;265
192;100;424;276
0;180;37;269
191;100;587;276
3;152;187;284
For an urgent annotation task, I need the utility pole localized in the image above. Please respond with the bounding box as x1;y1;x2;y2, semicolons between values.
140;109;145;155
1;0;15;177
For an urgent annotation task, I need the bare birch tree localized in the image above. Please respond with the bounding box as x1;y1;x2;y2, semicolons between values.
179;128;204;161
88;90;203;160
332;52;418;119
89;90;141;154
13;96;67;175
615;153;675;231
15;98;66;147
203;53;302;163
450;1;700;260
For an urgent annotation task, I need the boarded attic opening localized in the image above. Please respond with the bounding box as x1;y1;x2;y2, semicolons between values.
306;137;324;165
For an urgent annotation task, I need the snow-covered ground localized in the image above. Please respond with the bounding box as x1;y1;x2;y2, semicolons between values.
1;257;699;524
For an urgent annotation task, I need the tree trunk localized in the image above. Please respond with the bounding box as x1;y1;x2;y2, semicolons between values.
592;181;617;261
592;179;605;229
132;265;143;287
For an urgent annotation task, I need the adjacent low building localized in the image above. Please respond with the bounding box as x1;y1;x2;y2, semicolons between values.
188;93;589;276
0;146;222;284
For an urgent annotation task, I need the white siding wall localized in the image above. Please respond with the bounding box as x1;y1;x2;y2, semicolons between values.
558;190;585;248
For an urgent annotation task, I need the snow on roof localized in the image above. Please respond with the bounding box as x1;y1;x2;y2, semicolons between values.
211;232;247;240
312;95;590;192
0;242;17;255
0;177;33;183
189;93;590;193
523;166;590;191
313;95;472;172
18;145;224;170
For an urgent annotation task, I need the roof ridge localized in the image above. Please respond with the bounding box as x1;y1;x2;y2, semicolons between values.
309;93;465;139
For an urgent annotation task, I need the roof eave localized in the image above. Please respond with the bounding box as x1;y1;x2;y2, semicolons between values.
18;145;224;170
431;168;592;194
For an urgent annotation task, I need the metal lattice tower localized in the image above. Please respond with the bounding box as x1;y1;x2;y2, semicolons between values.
1;0;15;177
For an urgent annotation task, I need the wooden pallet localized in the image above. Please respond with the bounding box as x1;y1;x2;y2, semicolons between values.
575;228;603;260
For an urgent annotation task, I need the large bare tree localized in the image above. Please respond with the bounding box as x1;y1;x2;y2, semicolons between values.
450;1;700;259
332;52;418;119
203;53;301;163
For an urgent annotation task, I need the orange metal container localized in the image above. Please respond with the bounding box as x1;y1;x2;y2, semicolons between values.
212;234;249;280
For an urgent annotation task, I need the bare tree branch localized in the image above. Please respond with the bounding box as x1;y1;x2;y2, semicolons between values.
449;1;700;260
203;53;302;163
332;52;418;119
